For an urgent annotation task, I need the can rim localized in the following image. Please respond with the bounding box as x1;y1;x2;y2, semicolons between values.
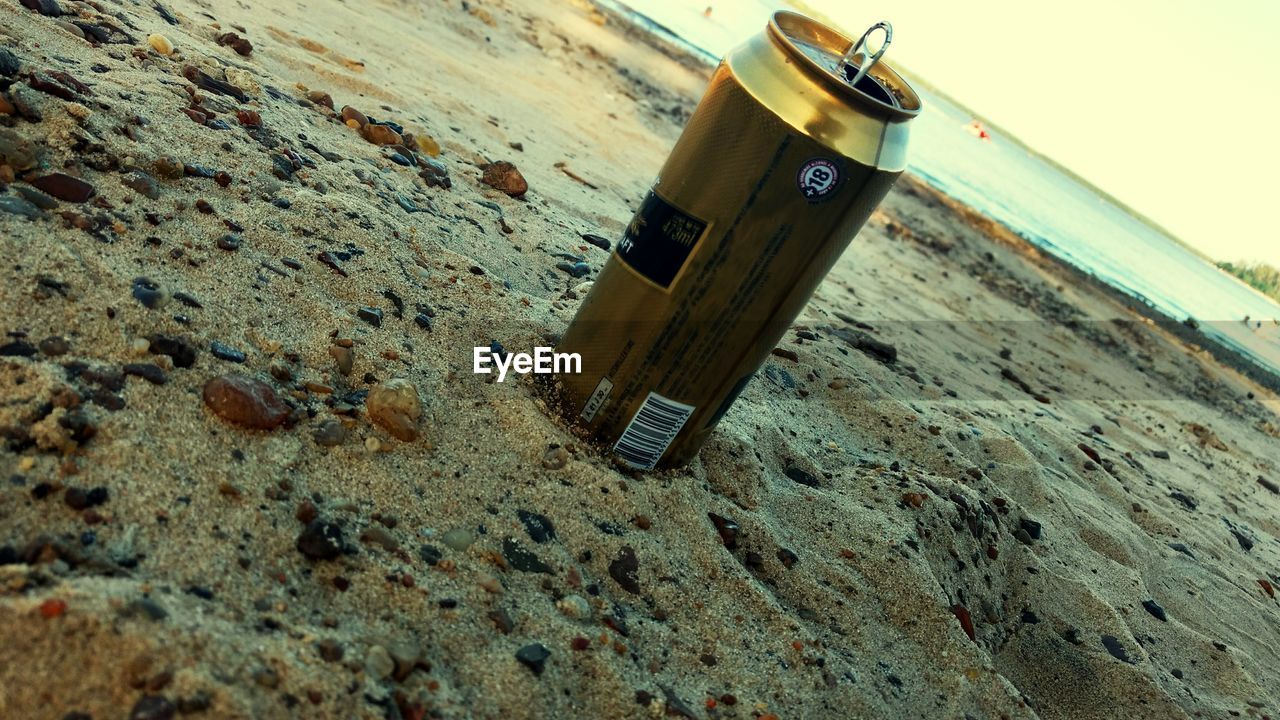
768;11;922;122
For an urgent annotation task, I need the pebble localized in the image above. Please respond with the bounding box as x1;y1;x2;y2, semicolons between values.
329;345;354;375
362;123;402;146
419;158;451;188
364;644;395;680
1142;599;1168;621
30;173;95;203
0;49;20;77
1101;634;1135;664
122;170;160;199
480;161;528;197
296;519;345;560
216;233;241;251
542;446;569;469
441;528;474;551
147;34;174;55
123;363;167;385
202;374;290;429
502;537;552;573
14;185;58;209
555;261;590;278
149;334;197;368
360;526;399;552
518;510;556;543
608;545;641;594
366;378;422;442
0;195;42;219
313;419;346;446
210;341;246;363
129;695;176;720
707;514;739;550
357;306;383;327
556;594;591;619
216;31;254;56
317;639;343;662
38;336;70;356
784;466;819;487
131;277;167;309
306;90;334;109
582;233;611;250
388;639;423;681
515;643;550;675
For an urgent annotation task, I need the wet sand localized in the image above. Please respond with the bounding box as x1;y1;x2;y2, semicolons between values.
1;0;1278;718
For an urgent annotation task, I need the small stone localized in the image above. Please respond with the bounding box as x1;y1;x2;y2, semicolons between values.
0;49;20;77
122;170;160;199
481;161;528;197
306;90;333;109
419;158;451;189
1101;634;1135;664
0;195;42;219
707;514;739;550
441;528;474;551
202;374;289;430
357;306;383;327
153;157;185;180
1151;449;1170;460
488;608;514;634
1142;599;1167;621
542;446;568;469
340;105;368;127
518;510;555;543
556;594;591;619
211;233;241;251
317;639;343;662
328;345;354;375
785;466;819;487
123;363;167;385
122;598;168;621
14;185;58;209
216;31;253;56
515;643;550;675
555;261;590;278
366;378;421;442
582;233;610;250
360;526;399;552
1019;518;1043;540
608;545;641;594
38;336;70;356
362;123;402;145
296;520;344;561
313;419;346;446
364;644;394;680
29;173;95;203
148;34;174;55
148;335;197;368
129;695;175;720
210;341;246;363
131;277;167;309
502;537;552;574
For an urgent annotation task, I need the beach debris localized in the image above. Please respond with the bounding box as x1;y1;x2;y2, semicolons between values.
785;466;819;487
502;537;552;574
480;161;528;197
419;157;451;188
202;374;290;429
216;32;254;56
131;277;167;309
518;510;556;543
209;341;246;363
1142;599;1167;621
366;378;421;441
1101;634;1135;664
149;334;197;367
123;363;167;385
582;233;610;251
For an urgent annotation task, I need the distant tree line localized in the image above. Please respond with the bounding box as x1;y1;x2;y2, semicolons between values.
1218;260;1280;302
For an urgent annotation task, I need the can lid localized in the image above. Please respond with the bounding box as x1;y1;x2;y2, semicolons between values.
768;12;922;121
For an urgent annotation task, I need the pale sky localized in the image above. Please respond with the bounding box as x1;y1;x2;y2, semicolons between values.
808;0;1280;265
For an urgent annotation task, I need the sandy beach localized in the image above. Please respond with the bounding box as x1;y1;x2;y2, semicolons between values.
1;0;1278;718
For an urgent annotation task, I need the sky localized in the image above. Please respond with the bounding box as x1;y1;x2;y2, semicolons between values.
808;0;1280;266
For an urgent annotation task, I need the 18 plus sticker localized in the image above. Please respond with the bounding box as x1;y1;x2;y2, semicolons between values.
798;158;841;202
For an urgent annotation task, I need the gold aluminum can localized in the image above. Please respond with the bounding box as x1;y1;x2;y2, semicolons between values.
551;12;921;469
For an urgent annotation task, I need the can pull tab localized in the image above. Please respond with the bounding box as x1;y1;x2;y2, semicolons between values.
841;21;893;87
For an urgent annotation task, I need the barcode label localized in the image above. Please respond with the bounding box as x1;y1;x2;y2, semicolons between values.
613;392;695;470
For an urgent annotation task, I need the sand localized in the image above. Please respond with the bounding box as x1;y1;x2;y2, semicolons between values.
1;0;1278;718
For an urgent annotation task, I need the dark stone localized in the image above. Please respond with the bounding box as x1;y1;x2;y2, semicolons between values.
20;0;64;17
122;171;160;199
414;313;433;331
1258;477;1279;495
581;233;610;251
129;695;176;720
357;307;383;327
776;547;799;568
216;233;241;251
501;537;551;574
181;65;248;102
123;363;167;385
296;520;345;561
1019;518;1043;540
1142;599;1167;621
0;49;21;77
517;510;555;543
1169;491;1197;511
785;466;819;487
419;544;441;566
0;196;43;219
514;643;550;675
707;513;739;550
132;277;165;309
608;545;641;594
210;341;246;363
186;585;214;600
122;598;168;621
1151;449;1170;460
0;340;37;357
1167;542;1196;558
14;185;58;209
29;173;94;203
1101;634;1135;664
148;334;197;368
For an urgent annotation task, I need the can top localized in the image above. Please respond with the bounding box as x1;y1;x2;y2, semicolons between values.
768;12;921;122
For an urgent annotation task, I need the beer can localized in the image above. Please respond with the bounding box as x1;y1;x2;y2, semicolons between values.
550;12;921;469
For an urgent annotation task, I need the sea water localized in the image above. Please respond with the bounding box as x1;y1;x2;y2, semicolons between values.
608;0;1280;376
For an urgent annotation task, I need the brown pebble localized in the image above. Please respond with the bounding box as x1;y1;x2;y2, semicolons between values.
366;378;422;442
216;32;254;56
328;345;354;375
123;363;167;385
542;446;568;469
771;347;799;363
339;105;367;127
202;374;289;430
313;419;346;446
361;123;402;146
306;90;334;109
296;501;318;524
236;109;261;126
480;161;528;197
29;172;95;202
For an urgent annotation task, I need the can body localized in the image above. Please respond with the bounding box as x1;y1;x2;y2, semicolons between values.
552;12;921;469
